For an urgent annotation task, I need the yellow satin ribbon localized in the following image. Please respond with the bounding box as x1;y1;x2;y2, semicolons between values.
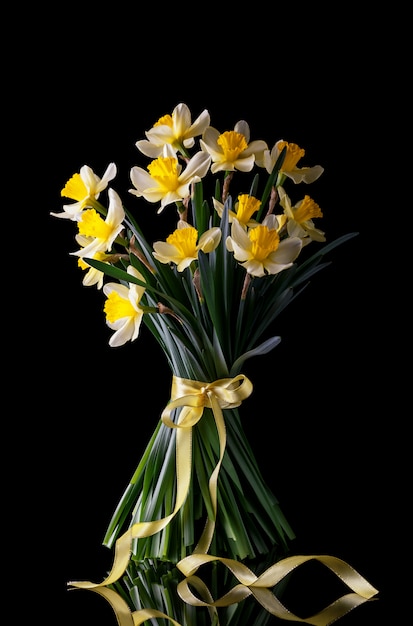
177;552;378;598
69;374;253;590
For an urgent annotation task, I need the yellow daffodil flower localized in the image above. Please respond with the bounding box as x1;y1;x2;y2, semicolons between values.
136;102;210;158
213;193;262;228
51;163;117;220
129;145;211;213
71;188;125;259
278;186;326;245
103;265;146;347
226;215;302;278
262;140;324;184
152;220;222;271
200;121;268;174
75;236;112;289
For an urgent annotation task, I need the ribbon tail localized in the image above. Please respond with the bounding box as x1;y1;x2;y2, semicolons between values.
254;555;379;599
69;423;193;589
191;392;227;557
251;587;374;626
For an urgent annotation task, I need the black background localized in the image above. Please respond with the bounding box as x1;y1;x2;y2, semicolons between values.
28;4;405;624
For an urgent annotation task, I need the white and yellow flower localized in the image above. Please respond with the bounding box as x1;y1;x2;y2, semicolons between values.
51;163;117;220
129;145;211;213
71;188;125;259
75;235;113;289
262;140;324;184
103;265;146;347
213;193;262;228
278;186;326;244
153;220;222;272
226;215;302;278
200;121;268;174
136;103;210;158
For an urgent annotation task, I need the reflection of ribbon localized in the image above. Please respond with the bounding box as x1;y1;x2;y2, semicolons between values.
73;585;182;626
69;374;253;590
77;557;378;626
177;553;379;624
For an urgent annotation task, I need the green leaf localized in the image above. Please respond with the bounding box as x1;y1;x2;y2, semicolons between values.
230;335;282;376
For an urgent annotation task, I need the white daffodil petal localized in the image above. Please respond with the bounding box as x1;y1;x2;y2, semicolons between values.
212;197;224;218
103;282;130;298
146;125;176;145
129;167;158;195
242;259;265;277
200;141;224;163
135;140;164;158
287;221;308;239
106;188;125;225
176;257;196;272
172;102;191;136
201;126;220;146
131;313;144;342
153;241;180;264
263;259;292;275
262;214;278;230
187;109;210;137
232;219;251;248
82;267;104;289
274;238;302;263
108;319;136;347
287;165;324;184
99;162;117;189
233;155;255;172
234;120;250;141
181;151;211;181
159;191;185;212
229;239;250;262
198;227;222;253
243;140;268;158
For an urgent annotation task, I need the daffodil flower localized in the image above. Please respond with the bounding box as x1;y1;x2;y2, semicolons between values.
152;220;222;272
262;140;324;185
51;163;117;220
136;102;210;158
75;235;113;289
103;265;146;347
226;215;302;278
71;188;125;259
200;121;268;174
213;193;262;228
129;145;211;213
278;186;326;245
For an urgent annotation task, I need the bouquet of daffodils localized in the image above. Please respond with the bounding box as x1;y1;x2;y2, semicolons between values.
54;103;356;575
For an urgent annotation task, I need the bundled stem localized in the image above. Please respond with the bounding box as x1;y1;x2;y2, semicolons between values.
104;404;294;565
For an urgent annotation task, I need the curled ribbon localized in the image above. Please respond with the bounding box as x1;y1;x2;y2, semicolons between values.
176;553;378;625
177;552;378;597
68;374;253;590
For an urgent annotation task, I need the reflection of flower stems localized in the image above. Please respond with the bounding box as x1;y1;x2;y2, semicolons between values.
110;556;293;626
